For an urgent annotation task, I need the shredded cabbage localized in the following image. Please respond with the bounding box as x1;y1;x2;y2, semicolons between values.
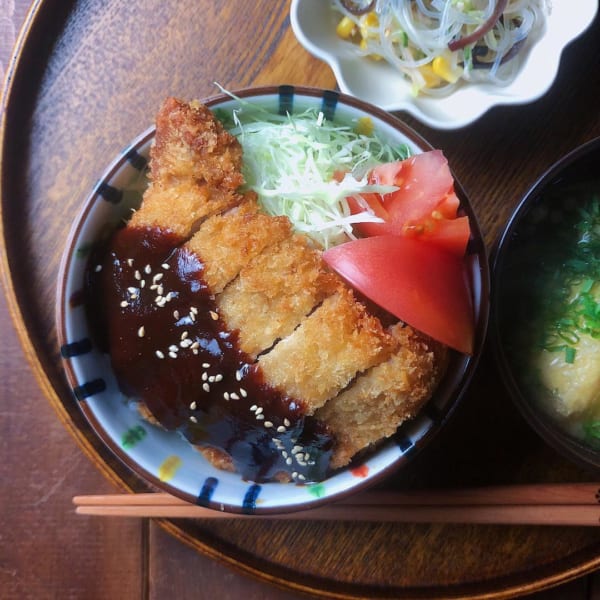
216;97;410;249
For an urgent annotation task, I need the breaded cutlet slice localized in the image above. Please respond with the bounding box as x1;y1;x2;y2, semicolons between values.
185;195;292;293
258;287;396;413
217;234;340;358
129;97;244;237
317;324;448;469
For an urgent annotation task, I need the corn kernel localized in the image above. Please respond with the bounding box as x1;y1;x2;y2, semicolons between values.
336;16;356;39
417;64;442;88
359;11;379;40
362;12;379;28
432;55;463;84
355;117;374;136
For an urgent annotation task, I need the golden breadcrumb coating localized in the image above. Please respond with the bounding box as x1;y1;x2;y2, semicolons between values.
258;287;396;413
217;234;340;358
129;97;243;237
185;195;292;293
317;324;448;469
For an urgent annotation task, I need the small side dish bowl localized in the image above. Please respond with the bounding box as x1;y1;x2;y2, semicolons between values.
57;86;489;514
492;136;600;471
290;0;597;130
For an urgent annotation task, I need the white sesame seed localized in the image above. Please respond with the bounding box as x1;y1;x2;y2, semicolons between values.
284;418;290;427
120;300;129;308
192;349;199;355
134;270;141;280
239;388;247;398
256;414;264;420
210;311;218;320
181;331;189;340
153;273;163;282
127;286;137;294
229;392;239;400
291;446;302;455
95;264;102;272
157;285;164;296
155;350;165;359
190;415;198;423
161;263;169;270
130;293;138;300
255;407;263;415
180;339;192;348
191;342;200;349
276;426;286;433
250;405;257;412
168;345;178;353
150;284;158;290
202;362;210;368
140;280;146;288
235;370;242;382
189;401;197;410
168;351;177;359
127;259;134;267
137;326;145;338
223;392;230;401
173;310;180;319
202;383;210;393
264;421;273;428
189;312;196;322
298;474;306;481
202;372;208;381
292;471;299;479
285;457;293;466
144;264;151;274
214;374;223;382
190;306;198;314
282;451;288;459
208;375;215;383
166;292;175;301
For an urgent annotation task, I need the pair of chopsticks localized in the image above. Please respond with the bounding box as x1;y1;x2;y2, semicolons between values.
73;483;600;526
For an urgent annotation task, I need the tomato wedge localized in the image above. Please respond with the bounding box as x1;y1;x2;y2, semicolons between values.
323;235;474;354
349;151;470;256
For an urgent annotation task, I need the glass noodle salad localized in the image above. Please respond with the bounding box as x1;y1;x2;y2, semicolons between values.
333;0;549;96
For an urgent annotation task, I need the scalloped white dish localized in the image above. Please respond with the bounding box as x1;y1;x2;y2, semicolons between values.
290;0;597;130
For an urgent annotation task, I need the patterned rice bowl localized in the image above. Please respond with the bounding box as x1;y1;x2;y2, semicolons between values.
56;86;489;514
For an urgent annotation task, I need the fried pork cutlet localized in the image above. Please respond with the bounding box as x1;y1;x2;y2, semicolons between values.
217;234;340;358
185;195;291;294
94;96;448;483
129;97;244;237
317;324;448;469
258;287;396;413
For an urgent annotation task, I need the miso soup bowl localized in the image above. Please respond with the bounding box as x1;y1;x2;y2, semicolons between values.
57;85;489;514
492;136;600;472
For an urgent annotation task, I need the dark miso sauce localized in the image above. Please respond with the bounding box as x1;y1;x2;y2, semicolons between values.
86;226;333;483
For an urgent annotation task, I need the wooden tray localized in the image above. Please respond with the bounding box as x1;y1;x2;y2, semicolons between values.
2;1;600;597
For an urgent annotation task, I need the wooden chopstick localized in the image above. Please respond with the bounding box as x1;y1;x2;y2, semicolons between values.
73;483;600;526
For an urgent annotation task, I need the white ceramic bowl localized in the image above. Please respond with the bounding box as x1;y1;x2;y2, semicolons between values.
56;86;489;514
290;0;597;129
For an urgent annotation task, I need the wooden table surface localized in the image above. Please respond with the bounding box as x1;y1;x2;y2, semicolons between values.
2;1;600;598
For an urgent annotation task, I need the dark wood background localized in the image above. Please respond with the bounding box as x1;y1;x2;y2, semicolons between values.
2;1;600;598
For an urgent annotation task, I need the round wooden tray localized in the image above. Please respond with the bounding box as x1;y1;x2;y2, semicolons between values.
2;1;600;598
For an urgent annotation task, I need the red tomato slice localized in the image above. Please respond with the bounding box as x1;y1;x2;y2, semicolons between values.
402;215;471;256
369;150;454;224
323;235;474;354
349;152;470;255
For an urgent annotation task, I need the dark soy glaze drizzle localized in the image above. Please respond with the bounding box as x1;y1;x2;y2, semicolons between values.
86;226;333;483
